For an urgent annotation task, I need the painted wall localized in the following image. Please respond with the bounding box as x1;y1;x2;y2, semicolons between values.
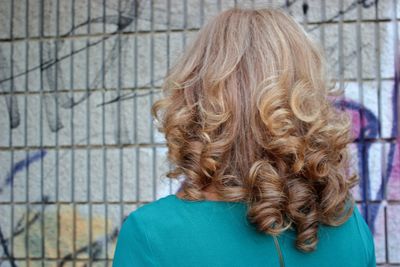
0;0;399;266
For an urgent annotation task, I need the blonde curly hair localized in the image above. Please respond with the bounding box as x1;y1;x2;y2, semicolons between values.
151;6;359;252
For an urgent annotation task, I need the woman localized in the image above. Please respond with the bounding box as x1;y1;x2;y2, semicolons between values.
113;6;376;267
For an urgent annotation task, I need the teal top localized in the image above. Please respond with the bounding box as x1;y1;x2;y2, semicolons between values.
112;194;376;267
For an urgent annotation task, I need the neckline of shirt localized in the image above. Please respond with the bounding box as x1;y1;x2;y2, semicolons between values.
169;194;247;206
166;194;297;239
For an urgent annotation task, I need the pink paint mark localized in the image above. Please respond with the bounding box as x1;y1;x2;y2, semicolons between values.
328;97;367;140
350;110;361;139
388;137;400;200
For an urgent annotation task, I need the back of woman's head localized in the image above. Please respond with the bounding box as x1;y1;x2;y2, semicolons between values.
151;6;359;252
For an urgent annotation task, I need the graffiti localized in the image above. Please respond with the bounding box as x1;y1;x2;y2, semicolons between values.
0;150;47;193
0;202;120;267
0;227;17;267
0;208;41;267
334;79;400;234
307;0;378;31
0;48;20;129
3;141;124;266
0;150;120;266
0;149;46;266
0;0;145;142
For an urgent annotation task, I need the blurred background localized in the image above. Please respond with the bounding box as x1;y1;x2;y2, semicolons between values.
0;0;399;266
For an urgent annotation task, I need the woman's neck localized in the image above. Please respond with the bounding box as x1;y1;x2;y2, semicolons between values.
176;184;223;201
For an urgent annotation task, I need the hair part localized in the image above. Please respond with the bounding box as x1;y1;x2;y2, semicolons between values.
151;6;359;252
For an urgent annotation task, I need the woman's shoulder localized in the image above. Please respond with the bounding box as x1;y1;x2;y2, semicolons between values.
350;204;376;260
315;204;376;266
127;194;178;222
122;194;194;248
319;204;373;242
332;204;374;245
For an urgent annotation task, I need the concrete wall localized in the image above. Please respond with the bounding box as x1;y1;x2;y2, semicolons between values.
0;0;399;266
